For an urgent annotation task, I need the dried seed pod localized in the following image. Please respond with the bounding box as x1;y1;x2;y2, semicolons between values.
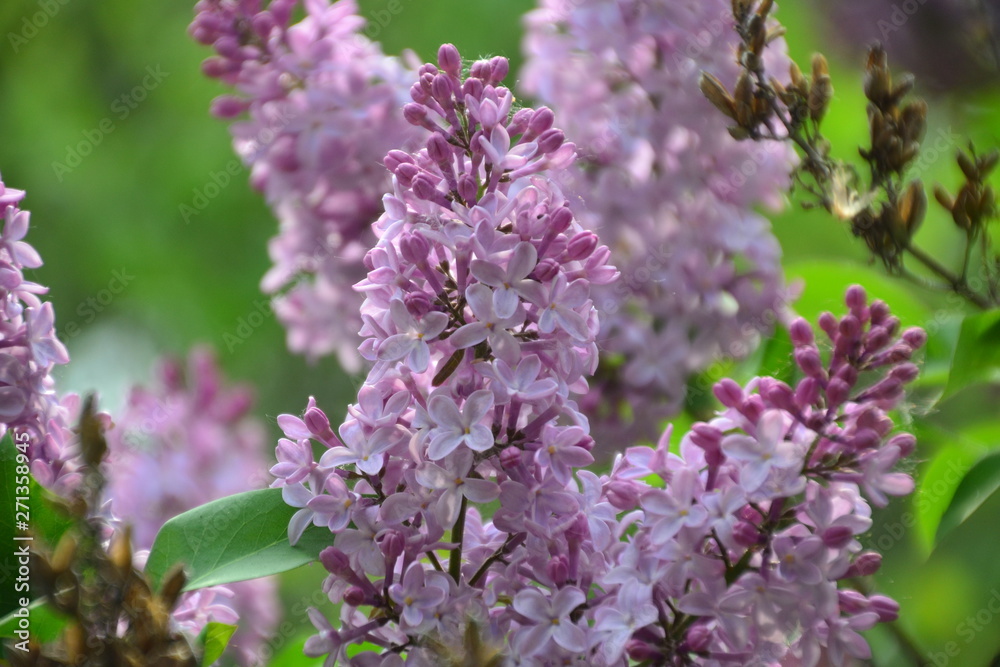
728;125;751;140
766;25;786;44
890;73;915;104
864;45;893;108
899;101;927;143
790;61;808;94
899;180;927;235
756;0;774;19
50;533;77;576
978;148;999;175
934;183;955;211
809;74;833;123
699;72;736;120
79;394;107;470
110;525;134;576
748;14;767;55
957;150;979;181
733;70;756;127
159;564;188;609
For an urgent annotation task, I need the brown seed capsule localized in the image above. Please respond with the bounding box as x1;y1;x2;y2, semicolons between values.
733;70;756;127
50;533;77;575
756;0;775;19
79;393;107;469
110;525;134;575
958;150;979;181
766;25;786;44
747;14;767;55
934;184;955;211
790;61;808;93
809;75;833;123
159;564;188;609
864;46;893;108
699;72;737;120
899;181;927;235
728;125;751;140
64;621;87;662
890;73;915;104
899;101;927;143
978;148;1000;175
732;0;752;20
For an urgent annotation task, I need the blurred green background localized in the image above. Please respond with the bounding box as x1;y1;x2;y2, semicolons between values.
2;0;1000;664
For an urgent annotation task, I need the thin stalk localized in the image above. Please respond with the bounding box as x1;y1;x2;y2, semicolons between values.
448;495;468;583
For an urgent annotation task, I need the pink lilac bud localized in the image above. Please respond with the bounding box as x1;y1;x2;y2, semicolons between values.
565;231;599;262
532;258;560;283
887;433;917;457
838;589;870;614
870;595;900;622
795;347;825;380
902;327;927;349
713;378;745;408
846;552;883;577
789;318;814;346
733;521;762;548
845;284;867;314
437;44;461;76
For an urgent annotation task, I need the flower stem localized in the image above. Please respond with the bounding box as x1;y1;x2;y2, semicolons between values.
449;495;468;583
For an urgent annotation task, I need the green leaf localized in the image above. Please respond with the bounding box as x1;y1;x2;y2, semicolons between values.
198;621;238;666
145;488;331;591
943;311;1000;399
0;599;70;642
935;450;1000;545
912;442;981;554
1;434;26;619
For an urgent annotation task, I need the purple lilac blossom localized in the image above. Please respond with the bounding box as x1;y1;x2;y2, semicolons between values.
271;41;922;664
0;173;79;494
190;0;422;369
105;347;279;666
521;0;798;444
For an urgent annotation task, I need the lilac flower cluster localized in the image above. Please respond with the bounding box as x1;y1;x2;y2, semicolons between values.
104;348;279;666
270;43;619;663
270;40;921;664
521;0;798;443
190;0;421;369
0;174;78;494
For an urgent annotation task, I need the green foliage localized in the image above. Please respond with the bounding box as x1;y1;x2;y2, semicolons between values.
197;621;238;666
0;600;70;643
145;488;332;591
944;311;1000;399
935;450;1000;546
